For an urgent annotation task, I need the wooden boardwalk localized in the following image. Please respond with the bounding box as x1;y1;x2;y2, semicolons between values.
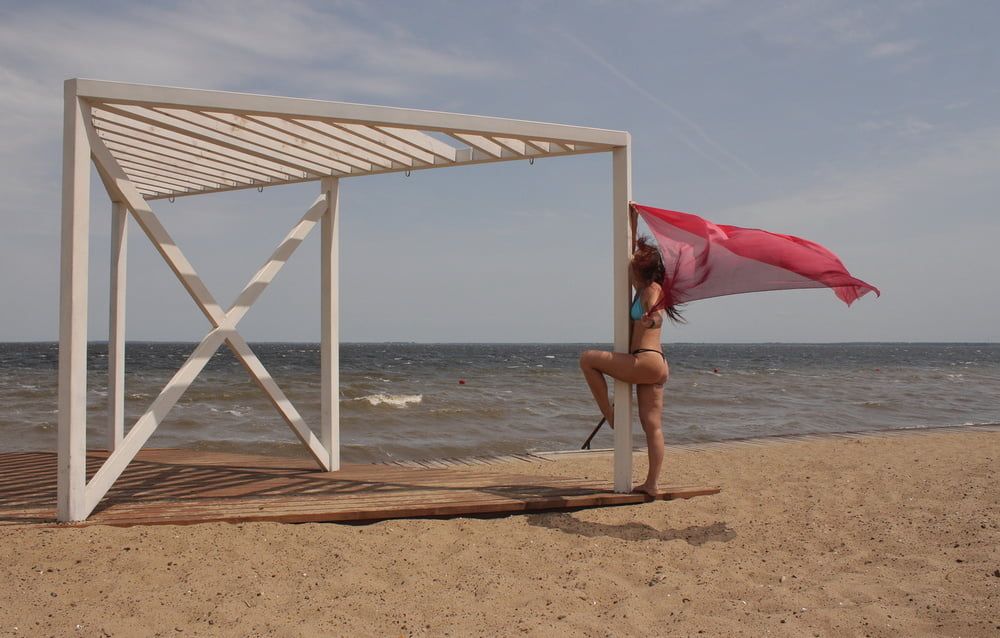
0;450;719;527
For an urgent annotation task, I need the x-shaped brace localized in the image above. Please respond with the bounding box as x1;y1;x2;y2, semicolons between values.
81;106;333;513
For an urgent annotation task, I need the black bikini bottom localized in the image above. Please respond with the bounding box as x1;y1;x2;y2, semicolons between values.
631;348;665;360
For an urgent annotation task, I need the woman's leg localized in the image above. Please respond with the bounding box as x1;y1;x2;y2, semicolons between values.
579;350;663;426
634;382;665;496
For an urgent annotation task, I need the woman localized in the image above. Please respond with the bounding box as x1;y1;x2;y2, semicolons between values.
578;223;680;497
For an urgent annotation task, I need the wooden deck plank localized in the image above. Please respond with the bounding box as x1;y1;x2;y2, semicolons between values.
0;450;719;527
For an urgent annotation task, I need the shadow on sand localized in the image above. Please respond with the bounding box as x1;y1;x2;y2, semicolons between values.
526;512;735;546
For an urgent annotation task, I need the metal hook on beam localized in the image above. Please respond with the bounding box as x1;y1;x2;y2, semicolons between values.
529;157;535;165
405;170;411;177
168;196;175;204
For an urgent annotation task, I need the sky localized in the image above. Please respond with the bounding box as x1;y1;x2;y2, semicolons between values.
0;0;997;343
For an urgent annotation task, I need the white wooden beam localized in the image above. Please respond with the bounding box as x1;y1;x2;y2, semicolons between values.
612;140;633;494
85;327;230;514
94;103;330;179
153;107;349;176
74;79;631;146
321;177;340;472
451;133;503;159
375;126;457;162
92;113;289;181
118;162;218;190
334;123;434;165
125;176;191;196
119;174;193;195
107;201;127;452
106;143;246;186
489;136;527;156
203;111;373;172
524;140;550;153
57;82;91;522
79;117;334;516
82;186;333;515
291;119;408;168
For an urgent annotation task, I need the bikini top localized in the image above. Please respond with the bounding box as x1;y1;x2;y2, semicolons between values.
630;295;644;321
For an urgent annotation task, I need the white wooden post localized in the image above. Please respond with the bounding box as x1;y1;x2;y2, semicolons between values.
107;201;127;451
57;81;91;522
320;177;340;471
612;141;633;493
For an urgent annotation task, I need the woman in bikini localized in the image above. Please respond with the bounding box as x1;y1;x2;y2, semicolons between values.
578;218;681;497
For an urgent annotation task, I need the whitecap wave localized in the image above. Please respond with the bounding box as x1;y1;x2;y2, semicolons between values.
355;393;423;408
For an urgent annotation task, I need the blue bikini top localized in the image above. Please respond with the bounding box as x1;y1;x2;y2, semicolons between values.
630;295;644;321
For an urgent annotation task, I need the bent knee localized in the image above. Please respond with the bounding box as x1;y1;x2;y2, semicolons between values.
578;350;600;369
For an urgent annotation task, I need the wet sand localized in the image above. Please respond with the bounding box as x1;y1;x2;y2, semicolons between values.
0;429;997;637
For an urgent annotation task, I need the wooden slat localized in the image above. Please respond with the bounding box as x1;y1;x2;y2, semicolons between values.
93;117;288;181
0;450;719;527
92;106;299;180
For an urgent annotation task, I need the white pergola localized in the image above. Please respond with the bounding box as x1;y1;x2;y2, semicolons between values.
57;79;635;522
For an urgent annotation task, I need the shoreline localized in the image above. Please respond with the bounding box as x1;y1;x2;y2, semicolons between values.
2;427;997;636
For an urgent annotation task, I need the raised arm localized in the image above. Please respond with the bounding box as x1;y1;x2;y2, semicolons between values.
629;204;638;254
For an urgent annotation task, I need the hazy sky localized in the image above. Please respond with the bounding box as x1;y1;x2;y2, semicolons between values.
1;0;997;343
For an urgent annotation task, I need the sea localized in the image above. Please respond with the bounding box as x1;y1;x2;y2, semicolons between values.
1;342;997;463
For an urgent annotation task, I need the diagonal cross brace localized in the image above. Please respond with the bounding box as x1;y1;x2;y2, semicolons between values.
81;105;333;515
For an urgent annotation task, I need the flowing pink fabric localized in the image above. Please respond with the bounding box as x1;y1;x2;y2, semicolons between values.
633;203;879;310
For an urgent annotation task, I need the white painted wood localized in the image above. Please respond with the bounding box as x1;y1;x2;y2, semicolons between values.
375;126;458;162
101;136;256;185
321;177;340;471
334;123;434;165
92;112;289;181
118;163;215;191
490;136;527;155
107;201;127;452
524;140;550;153
169;109;357;174
79;121;334;513
452;133;503;159
95;103;326;179
204;111;372;172
126;176;191;195
59;79;634;519
57;82;91;522
83;192;332;512
288;119;400;168
75;79;630;146
84;326;230;513
224;332;331;468
115;155;234;188
612;141;633;494
151;107;347;176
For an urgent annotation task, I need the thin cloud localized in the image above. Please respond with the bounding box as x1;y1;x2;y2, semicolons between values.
860;115;934;137
869;39;919;58
0;0;506;236
719;125;1000;232
553;28;758;179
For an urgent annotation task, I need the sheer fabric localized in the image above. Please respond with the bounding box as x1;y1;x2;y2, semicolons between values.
633;203;879;310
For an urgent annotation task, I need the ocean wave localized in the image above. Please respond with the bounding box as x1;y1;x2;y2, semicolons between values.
354;393;422;408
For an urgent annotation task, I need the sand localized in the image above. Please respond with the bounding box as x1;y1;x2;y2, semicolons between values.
0;430;997;637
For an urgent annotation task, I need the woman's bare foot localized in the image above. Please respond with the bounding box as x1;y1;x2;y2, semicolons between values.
631;483;659;498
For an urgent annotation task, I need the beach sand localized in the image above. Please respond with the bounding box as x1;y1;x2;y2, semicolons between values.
1;430;996;637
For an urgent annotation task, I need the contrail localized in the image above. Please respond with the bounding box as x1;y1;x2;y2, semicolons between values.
556;28;758;178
